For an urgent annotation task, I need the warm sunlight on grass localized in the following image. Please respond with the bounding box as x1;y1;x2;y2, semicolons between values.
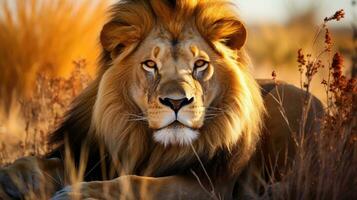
0;60;91;165
0;1;356;199
0;0;108;100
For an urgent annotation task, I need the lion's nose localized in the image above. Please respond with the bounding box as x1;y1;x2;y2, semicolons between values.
159;97;194;113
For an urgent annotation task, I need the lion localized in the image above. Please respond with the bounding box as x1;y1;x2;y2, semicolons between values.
0;0;324;199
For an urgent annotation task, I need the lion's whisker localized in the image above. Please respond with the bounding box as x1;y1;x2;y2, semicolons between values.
124;113;146;117
205;117;215;120
205;112;223;117
121;113;149;122
128;117;147;120
128;118;148;122
205;112;222;115
206;106;225;111
204;116;218;119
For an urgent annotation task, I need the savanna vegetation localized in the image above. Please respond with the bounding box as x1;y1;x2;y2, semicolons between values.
0;0;356;199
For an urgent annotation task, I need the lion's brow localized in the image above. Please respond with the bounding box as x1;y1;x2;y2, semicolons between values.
171;42;180;60
171;38;179;46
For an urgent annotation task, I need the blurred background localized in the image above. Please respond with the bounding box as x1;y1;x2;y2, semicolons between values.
0;0;356;160
240;0;355;96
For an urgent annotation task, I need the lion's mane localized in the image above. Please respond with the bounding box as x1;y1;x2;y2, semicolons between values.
49;0;265;181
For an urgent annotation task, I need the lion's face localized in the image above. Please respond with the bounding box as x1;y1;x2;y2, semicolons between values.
93;1;264;165
127;28;219;146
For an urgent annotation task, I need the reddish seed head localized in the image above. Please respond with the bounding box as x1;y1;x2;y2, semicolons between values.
345;78;357;93
331;53;344;79
325;28;332;51
271;70;277;80
297;49;306;66
324;9;345;22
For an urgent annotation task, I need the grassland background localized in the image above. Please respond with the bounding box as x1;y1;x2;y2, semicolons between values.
0;0;355;170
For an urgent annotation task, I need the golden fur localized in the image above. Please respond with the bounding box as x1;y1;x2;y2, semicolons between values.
85;0;265;177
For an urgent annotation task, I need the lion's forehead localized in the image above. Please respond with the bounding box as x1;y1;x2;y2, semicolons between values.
138;28;211;64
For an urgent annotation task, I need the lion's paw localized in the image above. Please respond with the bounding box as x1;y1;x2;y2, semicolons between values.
0;157;43;199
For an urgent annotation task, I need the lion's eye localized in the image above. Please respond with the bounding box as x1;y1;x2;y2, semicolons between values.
194;59;209;72
142;60;157;73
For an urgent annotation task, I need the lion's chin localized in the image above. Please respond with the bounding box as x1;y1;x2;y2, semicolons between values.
153;123;199;147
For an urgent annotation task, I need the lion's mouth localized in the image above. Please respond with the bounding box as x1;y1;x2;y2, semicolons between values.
156;120;194;131
167;120;186;128
153;121;199;146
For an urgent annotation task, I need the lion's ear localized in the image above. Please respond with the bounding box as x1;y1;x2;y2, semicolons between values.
207;19;247;51
221;20;247;51
100;21;140;59
196;2;247;51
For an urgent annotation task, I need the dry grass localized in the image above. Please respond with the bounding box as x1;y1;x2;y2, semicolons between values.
261;10;357;199
0;1;356;200
248;8;354;102
0;0;108;102
0;60;91;165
